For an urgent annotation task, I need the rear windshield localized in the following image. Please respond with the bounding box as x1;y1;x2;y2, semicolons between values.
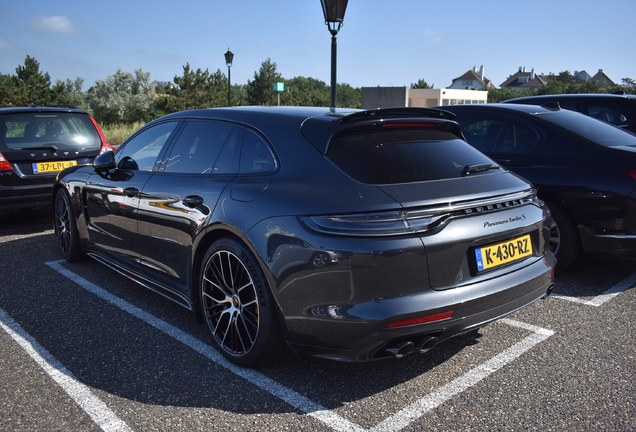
0;112;101;151
536;109;636;147
326;125;500;184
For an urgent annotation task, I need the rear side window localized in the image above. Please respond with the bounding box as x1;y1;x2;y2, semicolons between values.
239;129;277;175
1;112;100;151
326;124;498;184
538;110;636;148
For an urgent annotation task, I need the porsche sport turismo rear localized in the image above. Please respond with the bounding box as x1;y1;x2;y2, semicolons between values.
53;106;555;367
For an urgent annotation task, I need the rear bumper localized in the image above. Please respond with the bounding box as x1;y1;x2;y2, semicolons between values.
0;184;53;211
285;255;555;362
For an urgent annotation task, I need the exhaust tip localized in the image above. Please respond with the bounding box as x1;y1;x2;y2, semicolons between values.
417;336;439;354
384;341;415;358
545;284;555;298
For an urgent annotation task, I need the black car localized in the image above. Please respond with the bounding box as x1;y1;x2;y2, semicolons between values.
53;106;555;367
438;103;636;270
0;105;114;212
502;93;636;133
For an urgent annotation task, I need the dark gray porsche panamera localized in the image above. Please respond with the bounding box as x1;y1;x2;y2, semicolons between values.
53;106;555;367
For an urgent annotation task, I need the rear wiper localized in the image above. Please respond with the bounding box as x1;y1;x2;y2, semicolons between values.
461;163;499;176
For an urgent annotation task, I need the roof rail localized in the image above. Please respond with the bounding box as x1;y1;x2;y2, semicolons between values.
46;104;79;109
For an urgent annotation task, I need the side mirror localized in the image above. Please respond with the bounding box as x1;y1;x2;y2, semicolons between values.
93;150;116;171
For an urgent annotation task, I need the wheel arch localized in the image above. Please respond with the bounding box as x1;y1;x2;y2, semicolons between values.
191;224;286;331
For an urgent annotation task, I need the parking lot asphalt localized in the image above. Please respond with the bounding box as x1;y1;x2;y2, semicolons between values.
1;209;635;431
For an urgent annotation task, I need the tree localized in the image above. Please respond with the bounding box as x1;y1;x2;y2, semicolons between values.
169;63;228;110
410;79;433;89
87;69;156;125
247;58;282;106
284;77;329;107
336;83;361;108
621;78;636;93
52;77;88;110
14;55;52;106
0;73;24;107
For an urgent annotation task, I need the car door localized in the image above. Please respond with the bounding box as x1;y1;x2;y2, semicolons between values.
134;120;243;290
84;121;180;262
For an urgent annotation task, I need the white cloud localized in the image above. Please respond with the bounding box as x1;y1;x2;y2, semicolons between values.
423;29;442;43
31;16;83;35
0;39;11;50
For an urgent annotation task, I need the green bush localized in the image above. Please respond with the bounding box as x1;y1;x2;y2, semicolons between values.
101;122;145;145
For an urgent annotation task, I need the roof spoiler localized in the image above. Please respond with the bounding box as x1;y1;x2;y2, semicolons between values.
340;107;456;124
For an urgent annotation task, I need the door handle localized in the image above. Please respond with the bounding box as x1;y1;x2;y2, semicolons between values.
123;187;139;197
183;195;204;208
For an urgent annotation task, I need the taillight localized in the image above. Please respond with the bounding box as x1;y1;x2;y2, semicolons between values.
88;114;115;154
99;142;116;154
629;170;636;182
0;151;13;171
300;209;446;237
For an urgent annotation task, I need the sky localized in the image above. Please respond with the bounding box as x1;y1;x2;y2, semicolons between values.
1;0;635;92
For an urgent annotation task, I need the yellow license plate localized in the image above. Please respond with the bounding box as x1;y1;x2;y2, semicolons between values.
475;234;533;271
32;160;77;174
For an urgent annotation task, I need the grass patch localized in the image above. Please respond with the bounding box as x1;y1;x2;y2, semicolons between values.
101;122;146;145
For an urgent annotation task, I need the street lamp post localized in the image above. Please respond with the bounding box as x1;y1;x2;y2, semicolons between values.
320;0;348;109
224;48;234;107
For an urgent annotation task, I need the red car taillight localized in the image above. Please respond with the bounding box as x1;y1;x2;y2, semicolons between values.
0;151;13;171
88;114;115;154
629;170;636;182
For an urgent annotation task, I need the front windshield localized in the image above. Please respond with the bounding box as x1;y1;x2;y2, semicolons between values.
536;109;636;148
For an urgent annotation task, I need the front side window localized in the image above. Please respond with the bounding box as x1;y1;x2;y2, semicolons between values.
586;105;628;127
115;121;178;171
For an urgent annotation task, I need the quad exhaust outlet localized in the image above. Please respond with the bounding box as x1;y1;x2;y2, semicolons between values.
383;336;439;359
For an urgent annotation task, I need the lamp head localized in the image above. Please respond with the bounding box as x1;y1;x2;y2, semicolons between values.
224;48;234;67
321;0;348;35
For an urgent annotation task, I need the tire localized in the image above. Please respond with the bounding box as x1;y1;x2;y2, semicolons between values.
310;252;330;268
543;198;580;271
53;188;86;262
199;237;286;367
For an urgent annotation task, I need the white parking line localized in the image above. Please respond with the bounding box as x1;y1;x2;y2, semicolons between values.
46;259;554;432
553;270;636;307
0;307;132;432
371;318;553;432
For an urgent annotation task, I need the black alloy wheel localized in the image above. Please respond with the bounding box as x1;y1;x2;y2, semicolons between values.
54;188;86;262
311;252;330;268
200;237;285;367
544;198;580;271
